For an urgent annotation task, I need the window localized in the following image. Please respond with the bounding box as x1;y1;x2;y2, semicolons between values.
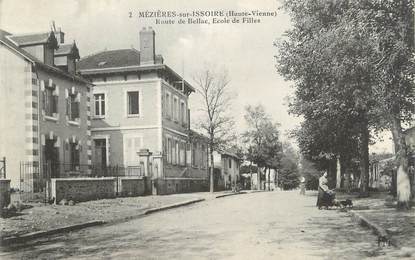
124;136;142;165
94;93;105;118
180;102;186;126
43;84;57;117
173;97;178;121
127;91;139;116
165;92;170;118
180;142;186;166
192;142;197;167
67;93;79;121
228;158;232;169
201;144;206;168
172;140;176;164
167;138;172;164
69;142;80;170
176;141;179;165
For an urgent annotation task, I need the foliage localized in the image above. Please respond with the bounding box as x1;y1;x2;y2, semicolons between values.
300;158;321;190
242;104;283;169
276;0;415;200
279;142;300;190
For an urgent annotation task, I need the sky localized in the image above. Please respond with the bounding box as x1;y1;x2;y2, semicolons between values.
0;0;393;153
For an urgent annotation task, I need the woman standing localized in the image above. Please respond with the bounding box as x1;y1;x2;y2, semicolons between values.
316;171;329;208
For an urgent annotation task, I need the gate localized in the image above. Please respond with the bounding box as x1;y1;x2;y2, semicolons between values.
0;157;6;179
19;161;51;203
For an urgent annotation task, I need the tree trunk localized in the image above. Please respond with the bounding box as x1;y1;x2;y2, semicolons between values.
249;161;253;190
257;167;261;190
336;156;341;189
209;143;214;193
268;168;271;191
390;115;411;210
359;119;369;197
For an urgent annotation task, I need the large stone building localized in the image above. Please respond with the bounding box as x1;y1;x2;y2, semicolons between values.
77;27;209;194
0;28;92;189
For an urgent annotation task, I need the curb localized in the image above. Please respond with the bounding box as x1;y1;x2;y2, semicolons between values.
144;198;205;214
215;191;247;198
1;220;106;246
1;198;206;246
349;210;397;247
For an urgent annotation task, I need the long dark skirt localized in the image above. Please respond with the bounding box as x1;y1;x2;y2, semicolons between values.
317;188;334;208
316;187;324;207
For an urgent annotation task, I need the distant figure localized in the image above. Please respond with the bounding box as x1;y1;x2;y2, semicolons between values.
316;171;329;207
299;176;306;195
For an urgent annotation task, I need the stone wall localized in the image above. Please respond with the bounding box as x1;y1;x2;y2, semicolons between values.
0;179;11;210
51;177;117;203
118;177;146;197
50;177;150;203
153;178;208;195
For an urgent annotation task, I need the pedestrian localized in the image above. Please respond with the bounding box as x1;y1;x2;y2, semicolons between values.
316;171;329;208
299;176;306;195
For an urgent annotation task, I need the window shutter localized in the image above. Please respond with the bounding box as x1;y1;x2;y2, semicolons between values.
72;101;79;119
53;95;58;114
42;90;46;111
66;99;70;116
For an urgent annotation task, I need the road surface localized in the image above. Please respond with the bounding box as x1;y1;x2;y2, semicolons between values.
1;191;390;259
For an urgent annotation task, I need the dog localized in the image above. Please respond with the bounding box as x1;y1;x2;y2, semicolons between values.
377;235;390;247
339;199;353;208
332;199;342;208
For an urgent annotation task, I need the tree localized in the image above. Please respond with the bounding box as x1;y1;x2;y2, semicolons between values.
279;142;300;190
277;0;414;208
242;104;283;189
300;158;321;190
193;67;235;193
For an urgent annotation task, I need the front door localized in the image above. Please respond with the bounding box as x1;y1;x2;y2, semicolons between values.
44;139;59;178
94;139;107;167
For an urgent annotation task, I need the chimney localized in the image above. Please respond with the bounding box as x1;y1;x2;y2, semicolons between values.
50;21;65;44
139;27;155;65
54;27;65;44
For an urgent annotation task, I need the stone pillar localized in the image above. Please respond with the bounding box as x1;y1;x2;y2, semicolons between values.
151;152;163;179
138;149;152;177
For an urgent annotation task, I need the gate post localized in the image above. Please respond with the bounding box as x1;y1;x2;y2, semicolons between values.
138;149;152;177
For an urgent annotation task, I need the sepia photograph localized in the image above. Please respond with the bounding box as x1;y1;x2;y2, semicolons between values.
0;0;414;259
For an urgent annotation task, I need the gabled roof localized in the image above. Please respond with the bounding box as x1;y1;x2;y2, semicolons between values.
189;130;209;143
55;42;80;59
8;31;58;49
217;148;242;160
0;29;90;85
77;49;140;70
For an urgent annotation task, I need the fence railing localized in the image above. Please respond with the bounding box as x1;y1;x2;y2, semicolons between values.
20;162;143;179
18;161;143;202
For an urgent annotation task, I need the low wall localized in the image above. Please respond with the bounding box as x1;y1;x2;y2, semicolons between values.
0;179;11;209
50;177;150;203
51;177;117;203
118;177;146;197
154;178;208;195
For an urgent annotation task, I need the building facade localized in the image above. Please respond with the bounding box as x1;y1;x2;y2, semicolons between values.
77;27;209;194
0;28;92;189
213;150;241;190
